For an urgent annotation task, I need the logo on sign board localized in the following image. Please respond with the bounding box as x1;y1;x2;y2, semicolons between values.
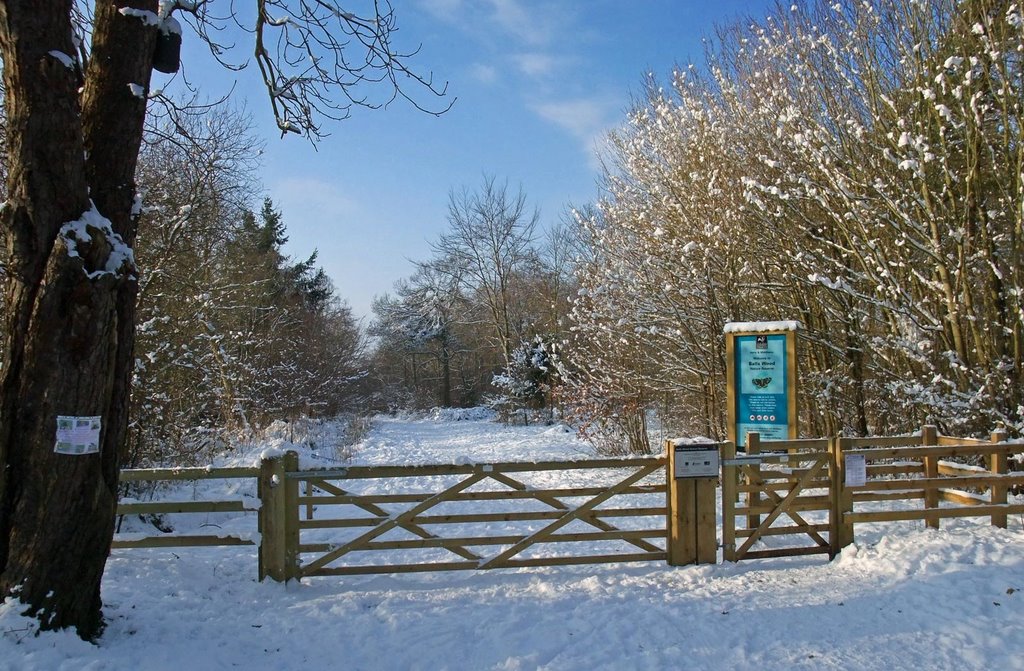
755;335;768;349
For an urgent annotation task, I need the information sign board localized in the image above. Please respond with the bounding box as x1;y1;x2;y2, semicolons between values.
725;323;799;448
54;415;101;455
673;444;720;479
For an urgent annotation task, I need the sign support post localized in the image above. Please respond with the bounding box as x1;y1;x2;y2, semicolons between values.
666;440;718;565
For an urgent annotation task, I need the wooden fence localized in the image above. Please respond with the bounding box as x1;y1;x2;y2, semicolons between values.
112;425;1021;577
114;466;260;549
833;426;1024;540
722;425;1023;561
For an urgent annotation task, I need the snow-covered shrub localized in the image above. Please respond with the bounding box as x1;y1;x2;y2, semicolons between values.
490;337;559;424
562;0;1023;440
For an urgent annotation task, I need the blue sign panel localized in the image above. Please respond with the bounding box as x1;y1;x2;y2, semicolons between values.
734;334;789;447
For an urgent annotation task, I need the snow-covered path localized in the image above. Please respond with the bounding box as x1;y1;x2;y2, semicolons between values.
347;409;593;466
2;411;1023;670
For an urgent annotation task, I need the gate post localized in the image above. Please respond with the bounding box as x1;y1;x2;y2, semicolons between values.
720;441;737;562
990;427;1009;528
921;425;939;529
745;432;762;533
666;440;718;566
829;437;854;555
258;450;300;582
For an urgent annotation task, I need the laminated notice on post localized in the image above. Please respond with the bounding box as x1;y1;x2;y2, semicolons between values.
54;416;101;455
845;453;866;487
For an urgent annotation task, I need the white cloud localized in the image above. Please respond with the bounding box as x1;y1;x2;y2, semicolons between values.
418;0;464;21
530;97;619;171
270;177;359;227
470;63;499;84
419;0;575;83
488;0;552;46
531;98;610;141
513;52;559;78
421;0;568;51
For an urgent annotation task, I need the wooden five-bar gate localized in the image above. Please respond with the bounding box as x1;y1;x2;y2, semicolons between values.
259;454;668;580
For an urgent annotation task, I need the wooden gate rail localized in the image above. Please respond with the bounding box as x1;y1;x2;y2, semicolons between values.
264;456;667;579
287;457;663;478
297;507;664;529
114;466;260;549
297;476;482;564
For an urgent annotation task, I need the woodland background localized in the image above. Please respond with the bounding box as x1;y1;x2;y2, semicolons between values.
5;0;1019;466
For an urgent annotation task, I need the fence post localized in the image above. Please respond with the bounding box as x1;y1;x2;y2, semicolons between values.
990;427;1009;528
666;440;691;565
921;425;939;530
829;437;854;555
258;450;300;582
283;450;300;578
721;441;737;562
745;432;762;533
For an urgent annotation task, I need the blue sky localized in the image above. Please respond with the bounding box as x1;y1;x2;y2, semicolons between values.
172;0;773;322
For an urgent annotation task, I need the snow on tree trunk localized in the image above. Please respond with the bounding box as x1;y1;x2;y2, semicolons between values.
0;0;156;639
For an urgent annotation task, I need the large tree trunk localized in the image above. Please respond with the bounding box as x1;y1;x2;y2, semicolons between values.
0;0;156;639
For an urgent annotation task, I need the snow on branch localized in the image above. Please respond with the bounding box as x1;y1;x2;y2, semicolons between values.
723;321;802;334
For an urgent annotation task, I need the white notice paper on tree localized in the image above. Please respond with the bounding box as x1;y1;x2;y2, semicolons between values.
845;453;866;487
54;416;101;455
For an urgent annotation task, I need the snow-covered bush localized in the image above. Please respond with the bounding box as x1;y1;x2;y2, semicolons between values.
490;337;559;424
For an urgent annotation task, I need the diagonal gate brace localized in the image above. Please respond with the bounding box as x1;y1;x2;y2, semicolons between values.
735;457;825;559
477;463;663;570
301;471;488;576
306;478;481;562
484;470;662;554
738;463;829;548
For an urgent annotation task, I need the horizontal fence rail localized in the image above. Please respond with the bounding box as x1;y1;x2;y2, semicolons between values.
835;426;1019;534
113;466;260;550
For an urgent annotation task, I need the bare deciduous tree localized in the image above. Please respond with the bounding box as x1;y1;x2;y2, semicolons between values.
432;175;540;366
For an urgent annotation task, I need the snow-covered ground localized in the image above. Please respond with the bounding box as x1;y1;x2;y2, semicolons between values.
3;411;1023;670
